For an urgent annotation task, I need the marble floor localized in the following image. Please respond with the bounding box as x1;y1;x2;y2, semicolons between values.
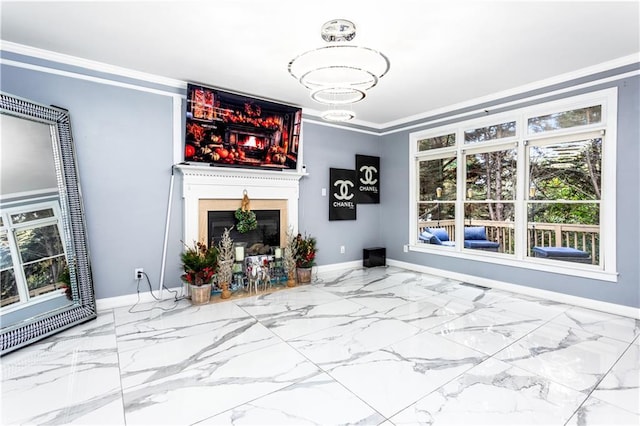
2;266;639;425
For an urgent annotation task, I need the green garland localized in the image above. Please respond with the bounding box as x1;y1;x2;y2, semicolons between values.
235;208;258;233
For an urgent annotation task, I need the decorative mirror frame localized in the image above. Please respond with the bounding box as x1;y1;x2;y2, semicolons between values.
1;93;96;355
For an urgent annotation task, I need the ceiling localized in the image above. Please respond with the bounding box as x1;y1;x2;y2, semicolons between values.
1;1;639;128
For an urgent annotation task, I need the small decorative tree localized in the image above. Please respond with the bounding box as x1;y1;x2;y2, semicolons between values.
217;227;234;298
283;226;298;287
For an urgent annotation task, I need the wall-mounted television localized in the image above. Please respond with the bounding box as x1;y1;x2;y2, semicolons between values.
184;83;302;171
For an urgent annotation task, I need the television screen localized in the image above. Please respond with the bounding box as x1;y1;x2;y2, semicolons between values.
184;83;302;171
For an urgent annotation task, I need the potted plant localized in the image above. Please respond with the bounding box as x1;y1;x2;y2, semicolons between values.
295;232;317;284
217;227;234;299
180;241;218;305
283;226;298;287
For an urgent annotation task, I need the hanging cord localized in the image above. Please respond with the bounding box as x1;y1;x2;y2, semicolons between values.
128;271;183;314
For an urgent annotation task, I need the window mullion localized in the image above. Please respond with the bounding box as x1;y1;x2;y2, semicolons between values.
456;143;465;248
4;223;30;304
515;119;528;260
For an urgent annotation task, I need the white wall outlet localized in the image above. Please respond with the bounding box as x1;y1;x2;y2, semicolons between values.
134;268;144;280
403;244;409;253
321;188;327;196
340;245;345;254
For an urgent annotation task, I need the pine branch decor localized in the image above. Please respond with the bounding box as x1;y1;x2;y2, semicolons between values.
217;227;234;285
283;226;298;274
235;208;258;233
235;190;258;233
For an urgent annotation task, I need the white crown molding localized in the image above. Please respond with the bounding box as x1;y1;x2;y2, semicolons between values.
301;117;382;136
0;40;186;89
380;53;640;131
381;69;639;137
301;106;382;131
2;40;637;135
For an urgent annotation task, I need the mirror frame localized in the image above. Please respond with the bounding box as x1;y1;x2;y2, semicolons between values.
1;93;96;355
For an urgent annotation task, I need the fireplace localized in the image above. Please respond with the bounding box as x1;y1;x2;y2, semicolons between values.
177;164;303;252
199;199;287;254
207;209;279;254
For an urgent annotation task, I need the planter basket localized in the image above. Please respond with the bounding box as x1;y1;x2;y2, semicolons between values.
190;283;212;305
296;267;312;284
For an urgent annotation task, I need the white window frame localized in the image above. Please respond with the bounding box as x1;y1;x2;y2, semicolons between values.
409;88;617;282
0;200;67;312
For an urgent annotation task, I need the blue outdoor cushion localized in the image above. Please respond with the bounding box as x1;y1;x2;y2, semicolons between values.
464;240;500;249
419;231;442;245
427;227;450;242
464;226;487;240
532;246;589;258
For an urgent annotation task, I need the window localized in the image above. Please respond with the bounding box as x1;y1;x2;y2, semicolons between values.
527;133;602;265
465;146;518;254
416;131;458;246
0;202;67;308
410;89;616;280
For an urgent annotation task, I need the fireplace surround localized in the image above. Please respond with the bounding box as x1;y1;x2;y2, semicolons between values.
177;164;304;249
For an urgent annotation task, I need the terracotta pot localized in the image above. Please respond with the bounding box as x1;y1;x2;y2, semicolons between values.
190;283;211;305
286;271;296;287
220;282;231;299
296;267;312;284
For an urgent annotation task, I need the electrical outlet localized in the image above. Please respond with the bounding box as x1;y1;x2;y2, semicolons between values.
340;245;345;254
134;268;144;280
403;244;409;253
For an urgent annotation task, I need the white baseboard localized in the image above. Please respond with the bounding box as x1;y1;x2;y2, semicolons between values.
96;286;183;312
96;263;364;311
386;259;640;320
97;261;639;319
315;260;363;273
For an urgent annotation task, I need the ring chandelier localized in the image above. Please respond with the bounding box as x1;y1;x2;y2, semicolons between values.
288;19;390;122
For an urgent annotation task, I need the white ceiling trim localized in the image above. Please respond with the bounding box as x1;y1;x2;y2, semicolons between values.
380;68;640;137
379;53;640;130
1;40;638;136
0;40;185;89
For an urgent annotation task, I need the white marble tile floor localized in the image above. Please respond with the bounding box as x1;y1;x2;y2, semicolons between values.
2;266;638;425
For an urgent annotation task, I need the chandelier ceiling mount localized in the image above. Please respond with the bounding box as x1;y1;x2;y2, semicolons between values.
288;19;390;122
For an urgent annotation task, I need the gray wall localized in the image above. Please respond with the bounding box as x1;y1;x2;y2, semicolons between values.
380;75;640;308
0;55;382;299
2;50;637;309
1;60;183;299
298;123;382;264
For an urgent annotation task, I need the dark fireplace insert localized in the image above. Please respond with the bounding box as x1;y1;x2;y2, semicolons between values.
207;210;280;255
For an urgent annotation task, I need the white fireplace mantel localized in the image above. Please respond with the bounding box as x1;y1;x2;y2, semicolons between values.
176;164;305;244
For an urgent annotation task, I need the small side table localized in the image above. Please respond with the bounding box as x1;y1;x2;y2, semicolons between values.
363;247;386;268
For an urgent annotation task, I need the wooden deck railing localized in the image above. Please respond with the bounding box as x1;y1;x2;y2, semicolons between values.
419;220;599;264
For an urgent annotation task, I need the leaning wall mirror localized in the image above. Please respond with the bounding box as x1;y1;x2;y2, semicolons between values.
1;93;96;355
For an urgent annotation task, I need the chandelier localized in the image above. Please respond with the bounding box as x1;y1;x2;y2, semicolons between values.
288;19;390;122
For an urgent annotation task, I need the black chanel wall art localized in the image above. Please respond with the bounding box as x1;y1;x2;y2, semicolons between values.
329;168;357;221
356;154;380;204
